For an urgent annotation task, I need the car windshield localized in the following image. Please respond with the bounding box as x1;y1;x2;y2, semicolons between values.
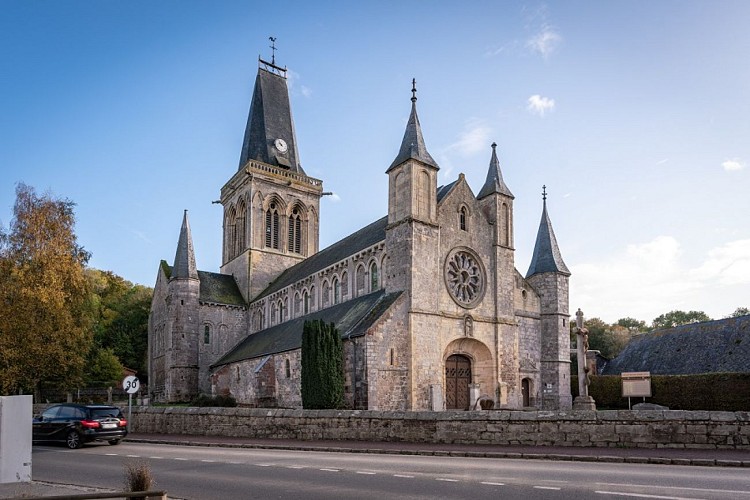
91;408;121;419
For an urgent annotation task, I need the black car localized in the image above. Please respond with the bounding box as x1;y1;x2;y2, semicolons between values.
32;403;128;449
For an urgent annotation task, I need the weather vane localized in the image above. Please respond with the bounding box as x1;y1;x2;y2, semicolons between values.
269;36;277;65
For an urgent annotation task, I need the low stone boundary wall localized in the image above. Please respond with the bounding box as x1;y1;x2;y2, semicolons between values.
132;407;750;449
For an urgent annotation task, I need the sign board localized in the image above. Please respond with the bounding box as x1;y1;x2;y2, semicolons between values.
122;375;140;395
621;371;651;398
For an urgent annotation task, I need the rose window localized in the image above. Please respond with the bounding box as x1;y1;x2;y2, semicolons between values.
444;249;485;308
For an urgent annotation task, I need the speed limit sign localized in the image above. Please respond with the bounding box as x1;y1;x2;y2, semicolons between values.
122;375;140;394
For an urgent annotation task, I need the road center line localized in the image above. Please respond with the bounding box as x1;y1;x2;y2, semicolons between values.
394;474;414;478
596;483;750;495
286;466;305;469
356;471;376;475
436;478;459;482
481;482;505;486
534;486;561;490
595;492;705;500
320;468;339;472
148;457;163;459
174;458;188;461
201;460;216;463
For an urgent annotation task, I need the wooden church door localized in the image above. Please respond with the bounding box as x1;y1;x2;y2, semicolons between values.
445;354;471;410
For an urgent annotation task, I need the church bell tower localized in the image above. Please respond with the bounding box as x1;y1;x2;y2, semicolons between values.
220;50;323;302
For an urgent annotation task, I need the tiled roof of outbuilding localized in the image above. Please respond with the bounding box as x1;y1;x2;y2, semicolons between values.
602;315;750;375
211;289;402;368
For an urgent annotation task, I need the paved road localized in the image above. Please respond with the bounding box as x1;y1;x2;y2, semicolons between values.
29;441;750;499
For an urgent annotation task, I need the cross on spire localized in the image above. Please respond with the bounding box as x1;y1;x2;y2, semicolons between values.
542;185;547;201
269;36;277;65
411;78;417;103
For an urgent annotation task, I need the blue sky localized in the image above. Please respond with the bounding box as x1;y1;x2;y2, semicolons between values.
1;1;748;324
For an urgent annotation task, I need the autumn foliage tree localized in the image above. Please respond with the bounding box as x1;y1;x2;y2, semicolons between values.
0;184;93;396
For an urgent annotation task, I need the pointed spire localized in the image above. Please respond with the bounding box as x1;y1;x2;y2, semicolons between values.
477;142;514;199
526;187;570;278
172;210;199;280
387;79;438;172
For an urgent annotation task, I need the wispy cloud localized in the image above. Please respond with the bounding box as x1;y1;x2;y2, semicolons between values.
655;159;669;166
437;120;493;180
526;25;562;58
722;158;745;172
301;86;312;98
571;236;750;322
527;94;555;116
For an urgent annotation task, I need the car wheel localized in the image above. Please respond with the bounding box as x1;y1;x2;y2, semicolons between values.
108;439;121;445
66;431;82;449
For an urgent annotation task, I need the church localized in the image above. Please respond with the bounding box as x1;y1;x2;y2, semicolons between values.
148;55;573;411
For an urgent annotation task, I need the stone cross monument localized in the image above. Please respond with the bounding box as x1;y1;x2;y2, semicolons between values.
573;308;596;410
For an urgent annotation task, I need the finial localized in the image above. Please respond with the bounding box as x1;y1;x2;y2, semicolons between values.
269;36;277;65
411;78;417;103
542;185;547;201
491;142;497;150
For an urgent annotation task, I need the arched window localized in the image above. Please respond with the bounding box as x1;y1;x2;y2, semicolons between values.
236;198;246;256
288;207;302;254
459;206;467;231
333;277;340;305
294;292;301;315
225;205;237;260
502;203;510;246
285;359;291;378
270;302;278;326
278;299;285;323
341;271;349;299
356;265;365;296
303;290;310;314
322;280;330;307
418;170;430;218
370;262;379;291
203;325;210;345
283;297;289;321
265;202;280;250
310;285;316;310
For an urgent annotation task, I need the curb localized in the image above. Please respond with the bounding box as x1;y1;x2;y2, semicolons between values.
126;438;750;468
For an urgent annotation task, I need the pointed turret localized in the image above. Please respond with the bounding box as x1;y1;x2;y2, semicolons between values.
477;143;513;199
238;58;303;173
172;210;198;280
387;79;438;172
526;187;570;277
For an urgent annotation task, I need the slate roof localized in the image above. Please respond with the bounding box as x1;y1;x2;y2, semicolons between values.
172;210;198;280
477;143;514;200
161;262;246;307
238;66;303;173
602;315;750;375
212;289;402;368
255;216;388;300
526;199;570;278
387;94;438;172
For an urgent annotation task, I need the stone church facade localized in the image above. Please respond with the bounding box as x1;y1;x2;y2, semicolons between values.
148;58;573;411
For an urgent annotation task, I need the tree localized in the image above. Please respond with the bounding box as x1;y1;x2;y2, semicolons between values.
86;269;152;382
86;348;124;385
0;184;93;396
652;310;712;330
570;317;635;359
615;317;648;334
301;319;344;409
727;307;749;318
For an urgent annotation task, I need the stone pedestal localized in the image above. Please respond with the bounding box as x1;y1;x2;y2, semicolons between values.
573;395;596;411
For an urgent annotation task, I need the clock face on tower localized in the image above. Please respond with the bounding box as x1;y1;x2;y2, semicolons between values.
274;138;288;153
444;247;486;309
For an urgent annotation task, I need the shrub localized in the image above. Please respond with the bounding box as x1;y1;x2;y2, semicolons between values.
124;460;153;499
190;393;237;407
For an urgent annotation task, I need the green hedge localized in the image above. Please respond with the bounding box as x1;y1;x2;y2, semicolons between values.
572;373;750;411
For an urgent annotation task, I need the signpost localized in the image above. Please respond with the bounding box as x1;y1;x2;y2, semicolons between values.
621;371;651;409
122;375;139;432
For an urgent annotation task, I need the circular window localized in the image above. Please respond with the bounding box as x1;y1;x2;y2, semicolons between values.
444;248;485;308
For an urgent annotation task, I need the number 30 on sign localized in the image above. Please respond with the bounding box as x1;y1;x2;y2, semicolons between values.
123;375;140;394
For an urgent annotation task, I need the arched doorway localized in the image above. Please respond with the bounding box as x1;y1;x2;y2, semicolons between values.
521;378;531;407
445;354;471;410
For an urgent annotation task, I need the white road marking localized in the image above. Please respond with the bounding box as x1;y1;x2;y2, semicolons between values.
174;458;188;461
535;486;562;490
148;457;163;459
356;471;376;475
286;465;305;469
201;459;216;463
256;463;274;467
126;454;140;458
228;461;242;465
394;474;414;478
320;468;339;472
104;453;118;456
596;483;750;495
481;482;505;486
595;492;705;500
436;478;459;482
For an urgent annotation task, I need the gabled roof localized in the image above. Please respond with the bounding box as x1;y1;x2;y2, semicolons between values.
161;262;246;307
436;179;460;202
526;198;570;278
238;66;303;173
172;210;198;280
255;216;388;300
602;315;750;375
212;290;402;368
387;85;438;172
477;143;514;200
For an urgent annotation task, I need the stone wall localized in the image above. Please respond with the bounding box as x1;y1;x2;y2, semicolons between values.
131;407;750;449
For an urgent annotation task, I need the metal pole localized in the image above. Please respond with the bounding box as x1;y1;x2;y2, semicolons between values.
128;393;132;432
